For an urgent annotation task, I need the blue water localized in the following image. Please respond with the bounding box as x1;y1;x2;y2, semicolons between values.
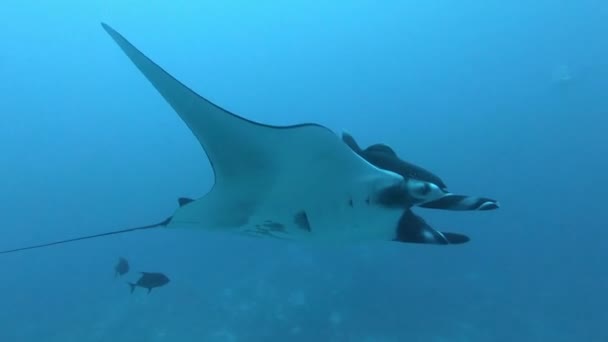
1;1;607;341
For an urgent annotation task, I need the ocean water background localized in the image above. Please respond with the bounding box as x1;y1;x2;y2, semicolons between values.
1;1;606;341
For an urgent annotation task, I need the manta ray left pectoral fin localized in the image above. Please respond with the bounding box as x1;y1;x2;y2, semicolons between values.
394;209;469;245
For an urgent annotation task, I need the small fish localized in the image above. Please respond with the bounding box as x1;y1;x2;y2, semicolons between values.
114;257;129;277
128;272;170;294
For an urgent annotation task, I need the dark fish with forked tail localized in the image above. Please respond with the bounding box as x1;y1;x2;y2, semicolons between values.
114;257;129;277
129;272;170;294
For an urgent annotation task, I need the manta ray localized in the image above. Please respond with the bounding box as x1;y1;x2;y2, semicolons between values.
341;133;498;244
0;23;499;255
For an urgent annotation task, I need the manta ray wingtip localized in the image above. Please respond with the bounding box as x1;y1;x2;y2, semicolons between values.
100;22;120;37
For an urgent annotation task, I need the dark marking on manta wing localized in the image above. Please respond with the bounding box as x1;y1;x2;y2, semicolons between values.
178;197;194;207
294;211;311;231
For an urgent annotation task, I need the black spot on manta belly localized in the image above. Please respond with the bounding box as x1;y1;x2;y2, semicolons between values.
294;211;311;232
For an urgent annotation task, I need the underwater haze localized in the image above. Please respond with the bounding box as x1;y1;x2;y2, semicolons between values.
1;0;607;341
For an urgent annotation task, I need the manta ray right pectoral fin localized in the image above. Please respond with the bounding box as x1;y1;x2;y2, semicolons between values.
394;209;469;245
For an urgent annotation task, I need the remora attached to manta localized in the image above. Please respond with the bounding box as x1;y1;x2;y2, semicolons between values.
0;23;499;255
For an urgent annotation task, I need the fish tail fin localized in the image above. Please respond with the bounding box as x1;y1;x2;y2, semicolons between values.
128;283;136;293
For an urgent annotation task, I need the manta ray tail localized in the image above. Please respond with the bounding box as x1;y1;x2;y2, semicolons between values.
0;217;172;255
0;196;198;255
419;194;499;211
394;209;469;245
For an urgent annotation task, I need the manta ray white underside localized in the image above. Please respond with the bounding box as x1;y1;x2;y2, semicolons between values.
102;23;439;245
